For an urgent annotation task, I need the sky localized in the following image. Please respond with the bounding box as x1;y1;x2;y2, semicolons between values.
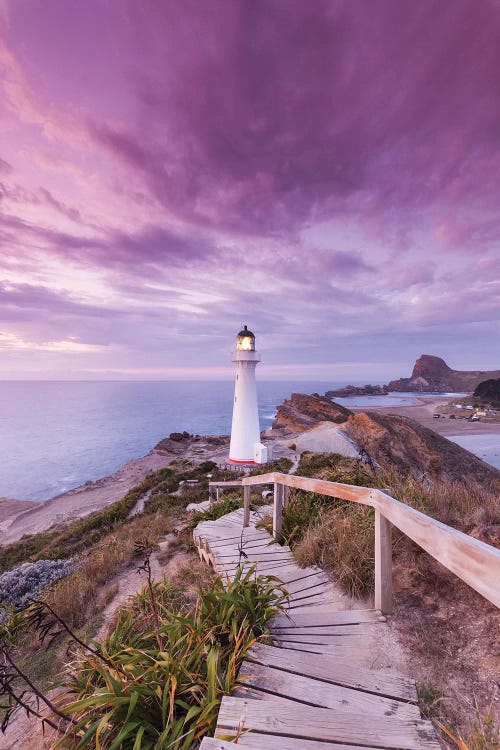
0;0;499;381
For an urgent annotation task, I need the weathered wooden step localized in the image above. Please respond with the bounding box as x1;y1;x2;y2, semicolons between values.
215;696;439;750
201;737;383;750
247;643;417;702
236;661;421;720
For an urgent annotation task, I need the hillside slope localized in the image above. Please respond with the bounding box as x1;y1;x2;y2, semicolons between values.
343;411;500;491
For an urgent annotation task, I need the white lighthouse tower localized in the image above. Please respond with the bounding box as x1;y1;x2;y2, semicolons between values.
229;325;267;464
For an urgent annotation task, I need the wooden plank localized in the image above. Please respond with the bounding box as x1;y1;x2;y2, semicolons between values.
272;625;379;637
278;573;331;595
210;537;278;551
242;472;375;506
201;737;384;750
214;549;295;560
273;636;370;648
247;643;417;702
237;661;421;720
216;697;439;750
271;609;382;627
287;593;333;609
375;509;393;614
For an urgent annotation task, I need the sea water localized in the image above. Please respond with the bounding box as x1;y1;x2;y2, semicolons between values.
446;435;500;470
0;380;331;501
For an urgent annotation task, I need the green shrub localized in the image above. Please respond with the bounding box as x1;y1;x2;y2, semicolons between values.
58;568;287;749
189;496;243;525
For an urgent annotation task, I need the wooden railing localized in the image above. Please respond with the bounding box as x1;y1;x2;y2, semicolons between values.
209;473;500;614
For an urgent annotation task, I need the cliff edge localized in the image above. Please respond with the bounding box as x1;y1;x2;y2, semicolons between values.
272;393;352;433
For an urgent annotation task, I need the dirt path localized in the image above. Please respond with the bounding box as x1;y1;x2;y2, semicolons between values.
98;533;175;638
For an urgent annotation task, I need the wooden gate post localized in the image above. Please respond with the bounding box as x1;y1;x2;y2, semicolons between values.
273;483;283;539
375;509;393;614
243;485;251;527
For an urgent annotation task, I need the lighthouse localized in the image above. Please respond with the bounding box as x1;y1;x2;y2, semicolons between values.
229;325;268;464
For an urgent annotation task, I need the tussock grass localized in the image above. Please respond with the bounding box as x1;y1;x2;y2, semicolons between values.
280;453;500;600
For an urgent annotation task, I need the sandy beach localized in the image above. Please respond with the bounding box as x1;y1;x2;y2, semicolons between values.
353;395;500;437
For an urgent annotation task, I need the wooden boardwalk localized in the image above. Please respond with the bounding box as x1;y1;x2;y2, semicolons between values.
194;507;440;750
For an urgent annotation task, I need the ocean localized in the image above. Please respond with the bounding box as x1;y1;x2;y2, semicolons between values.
0;380;332;502
1;382;498;502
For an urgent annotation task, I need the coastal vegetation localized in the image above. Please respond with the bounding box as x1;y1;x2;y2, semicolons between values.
474;378;500;407
1;563;286;748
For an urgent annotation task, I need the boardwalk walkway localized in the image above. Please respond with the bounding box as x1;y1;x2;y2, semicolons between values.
193;506;440;750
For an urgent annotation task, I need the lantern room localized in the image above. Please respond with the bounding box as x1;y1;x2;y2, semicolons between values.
236;325;255;352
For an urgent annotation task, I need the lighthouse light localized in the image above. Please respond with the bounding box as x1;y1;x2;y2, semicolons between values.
236;325;255;351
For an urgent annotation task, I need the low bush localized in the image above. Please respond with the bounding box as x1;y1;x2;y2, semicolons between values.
57;568;287;749
0;559;76;617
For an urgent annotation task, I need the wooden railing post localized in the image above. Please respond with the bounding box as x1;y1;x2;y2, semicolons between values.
273;482;283;540
243;485;250;527
282;485;290;510
375;509;393;614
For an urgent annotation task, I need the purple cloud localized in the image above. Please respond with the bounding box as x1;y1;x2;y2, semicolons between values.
0;0;499;377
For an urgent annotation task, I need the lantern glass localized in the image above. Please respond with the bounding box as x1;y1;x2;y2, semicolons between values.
236;325;255;351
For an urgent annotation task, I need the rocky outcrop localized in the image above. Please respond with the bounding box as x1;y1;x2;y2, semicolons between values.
272;393;352;433
326;384;388;398
386;354;500;393
343;411;499;491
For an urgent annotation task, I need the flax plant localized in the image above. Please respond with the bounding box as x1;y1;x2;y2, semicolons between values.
56;567;287;749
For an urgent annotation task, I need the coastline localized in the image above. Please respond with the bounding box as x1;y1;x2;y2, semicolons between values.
1;394;499;547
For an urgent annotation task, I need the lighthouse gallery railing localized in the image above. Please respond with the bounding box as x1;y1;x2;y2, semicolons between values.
208;472;500;614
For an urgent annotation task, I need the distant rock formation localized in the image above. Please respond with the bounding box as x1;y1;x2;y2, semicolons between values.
325;384;388;398
343;411;499;491
386;354;500;393
272;393;352;433
473;378;500;404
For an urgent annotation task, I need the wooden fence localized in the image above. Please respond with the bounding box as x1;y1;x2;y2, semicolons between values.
209;472;500;614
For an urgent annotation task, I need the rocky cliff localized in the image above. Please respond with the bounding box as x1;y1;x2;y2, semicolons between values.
386;354;500;393
272;393;352;433
343;411;499;491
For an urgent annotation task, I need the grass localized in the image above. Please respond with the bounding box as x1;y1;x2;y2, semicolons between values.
268;453;500;599
55;568;287;749
0;469;173;573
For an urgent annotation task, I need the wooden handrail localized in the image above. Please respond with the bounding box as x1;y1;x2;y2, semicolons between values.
207;473;500;611
227;472;500;613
